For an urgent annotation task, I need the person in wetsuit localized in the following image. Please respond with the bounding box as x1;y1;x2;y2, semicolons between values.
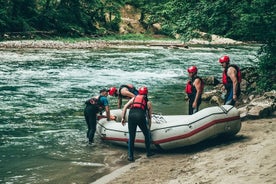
185;66;204;115
219;55;241;106
109;84;139;108
121;86;154;161
84;89;114;145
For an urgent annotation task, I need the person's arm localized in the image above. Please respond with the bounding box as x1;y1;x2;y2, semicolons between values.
118;96;122;109
121;98;134;125
147;101;153;129
105;106;111;121
228;67;238;101
99;106;115;121
193;78;202;108
102;96;115;121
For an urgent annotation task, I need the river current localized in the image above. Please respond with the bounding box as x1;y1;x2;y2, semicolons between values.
0;45;259;183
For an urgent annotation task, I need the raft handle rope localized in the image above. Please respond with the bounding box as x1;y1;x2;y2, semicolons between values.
152;114;167;124
219;106;228;114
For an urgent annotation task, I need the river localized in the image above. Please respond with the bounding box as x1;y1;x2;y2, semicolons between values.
0;45;259;183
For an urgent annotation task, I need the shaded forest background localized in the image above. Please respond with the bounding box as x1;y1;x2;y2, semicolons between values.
0;0;275;91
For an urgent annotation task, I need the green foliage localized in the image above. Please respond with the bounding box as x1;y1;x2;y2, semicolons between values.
231;0;276;42
0;0;123;37
235;0;276;91
0;8;9;32
148;0;275;44
257;43;276;91
0;0;274;42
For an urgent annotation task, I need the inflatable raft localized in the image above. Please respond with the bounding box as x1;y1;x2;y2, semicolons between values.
96;105;241;150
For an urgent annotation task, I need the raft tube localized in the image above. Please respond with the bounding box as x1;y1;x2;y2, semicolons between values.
96;105;241;150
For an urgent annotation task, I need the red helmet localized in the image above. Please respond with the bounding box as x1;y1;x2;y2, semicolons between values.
109;87;117;96
138;86;148;95
219;55;230;63
187;66;198;73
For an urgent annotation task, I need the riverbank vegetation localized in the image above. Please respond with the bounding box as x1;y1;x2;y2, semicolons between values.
0;0;275;91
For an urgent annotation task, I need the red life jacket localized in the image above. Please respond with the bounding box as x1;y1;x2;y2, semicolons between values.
185;80;193;94
185;77;204;94
130;95;147;110
222;64;242;85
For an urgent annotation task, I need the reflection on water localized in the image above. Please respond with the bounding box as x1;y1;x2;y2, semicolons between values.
0;46;259;183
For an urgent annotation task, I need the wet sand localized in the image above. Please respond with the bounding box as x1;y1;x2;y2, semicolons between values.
93;116;276;184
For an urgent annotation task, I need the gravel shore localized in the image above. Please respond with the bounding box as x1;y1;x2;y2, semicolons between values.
0;36;245;49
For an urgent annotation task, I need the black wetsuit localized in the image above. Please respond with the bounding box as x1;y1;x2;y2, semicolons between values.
119;85;139;98
128;95;152;160
84;96;106;144
84;104;98;143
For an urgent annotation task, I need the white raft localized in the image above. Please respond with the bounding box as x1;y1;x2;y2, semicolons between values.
96;105;241;150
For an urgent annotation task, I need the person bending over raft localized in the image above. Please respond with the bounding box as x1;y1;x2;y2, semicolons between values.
109;84;139;109
84;89;115;145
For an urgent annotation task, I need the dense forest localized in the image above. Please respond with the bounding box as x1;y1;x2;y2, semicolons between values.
0;0;275;90
0;0;274;42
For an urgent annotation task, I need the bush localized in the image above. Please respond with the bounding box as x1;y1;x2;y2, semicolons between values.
257;43;276;91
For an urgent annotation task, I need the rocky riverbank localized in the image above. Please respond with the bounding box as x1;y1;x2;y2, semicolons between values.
0;34;248;49
201;68;276;120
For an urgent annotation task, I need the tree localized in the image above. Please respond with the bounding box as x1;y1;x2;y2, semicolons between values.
239;0;276;91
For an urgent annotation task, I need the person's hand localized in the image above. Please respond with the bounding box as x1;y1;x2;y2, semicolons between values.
110;115;116;121
192;102;197;108
121;118;126;126
233;94;237;101
107;115;116;121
